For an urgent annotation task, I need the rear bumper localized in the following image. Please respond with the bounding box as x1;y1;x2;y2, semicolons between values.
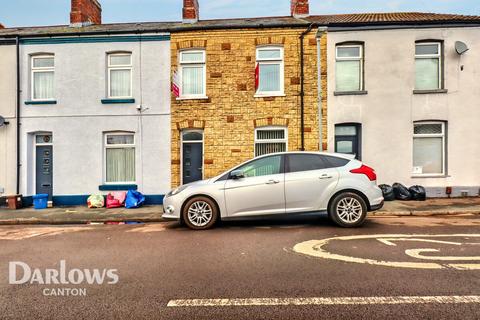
370;200;384;211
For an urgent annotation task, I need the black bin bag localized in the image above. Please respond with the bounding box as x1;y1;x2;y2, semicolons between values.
409;185;426;201
392;183;412;200
379;184;395;201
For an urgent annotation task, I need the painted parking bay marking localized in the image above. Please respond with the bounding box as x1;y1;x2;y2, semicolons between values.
293;234;480;270
167;295;480;307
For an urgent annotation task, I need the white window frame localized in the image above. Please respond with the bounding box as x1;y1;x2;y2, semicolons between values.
178;49;207;99
335;44;363;92
107;53;133;99
104;132;136;184
254;126;288;157
31;55;55;101
412;121;446;176
415;42;442;90
255;46;285;97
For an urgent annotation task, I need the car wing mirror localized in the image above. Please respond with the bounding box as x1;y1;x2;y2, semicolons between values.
230;170;245;180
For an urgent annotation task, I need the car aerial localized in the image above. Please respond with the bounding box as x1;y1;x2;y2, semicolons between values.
163;152;384;230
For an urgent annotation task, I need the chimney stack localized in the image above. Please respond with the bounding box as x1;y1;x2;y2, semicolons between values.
0;23;4;29
70;0;102;27
291;0;309;18
183;0;199;23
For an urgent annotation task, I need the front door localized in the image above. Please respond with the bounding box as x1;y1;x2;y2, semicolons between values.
182;143;203;184
36;145;53;200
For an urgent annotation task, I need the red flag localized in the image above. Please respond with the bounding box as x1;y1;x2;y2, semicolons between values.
255;62;259;91
172;70;180;98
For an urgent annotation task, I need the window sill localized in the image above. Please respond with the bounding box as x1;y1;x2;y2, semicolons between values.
176;96;209;101
334;91;368;96
254;93;286;98
101;98;135;104
411;174;448;178
25;100;57;105
98;184;138;191
413;89;448;95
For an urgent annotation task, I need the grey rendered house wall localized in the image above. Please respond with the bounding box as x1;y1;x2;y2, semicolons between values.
0;44;17;196
327;26;480;197
19;34;171;204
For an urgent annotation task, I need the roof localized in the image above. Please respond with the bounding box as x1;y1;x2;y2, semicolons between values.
0;12;479;37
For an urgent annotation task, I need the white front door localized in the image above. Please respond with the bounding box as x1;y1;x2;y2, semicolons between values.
224;155;285;217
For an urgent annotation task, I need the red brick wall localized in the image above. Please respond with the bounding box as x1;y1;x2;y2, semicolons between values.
70;0;102;25
183;0;199;22
291;0;309;17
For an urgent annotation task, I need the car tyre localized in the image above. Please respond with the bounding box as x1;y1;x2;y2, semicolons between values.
328;192;367;228
182;196;219;230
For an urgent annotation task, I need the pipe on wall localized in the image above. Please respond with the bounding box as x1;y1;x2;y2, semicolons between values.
15;36;20;195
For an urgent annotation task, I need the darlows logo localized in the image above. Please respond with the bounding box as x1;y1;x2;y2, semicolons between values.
9;261;119;296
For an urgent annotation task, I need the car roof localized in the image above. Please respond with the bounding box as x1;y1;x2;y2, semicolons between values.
254;151;356;161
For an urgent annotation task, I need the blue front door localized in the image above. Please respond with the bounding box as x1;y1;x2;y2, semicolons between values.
182;143;203;184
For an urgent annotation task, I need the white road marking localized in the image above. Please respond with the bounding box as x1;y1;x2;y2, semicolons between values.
405;249;480;261
167;295;480;307
377;238;462;246
293;234;480;270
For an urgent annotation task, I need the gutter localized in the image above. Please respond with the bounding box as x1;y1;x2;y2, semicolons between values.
316;27;327;151
15;36;20;195
299;23;316;151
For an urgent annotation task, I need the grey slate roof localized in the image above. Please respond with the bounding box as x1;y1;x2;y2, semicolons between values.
0;12;479;37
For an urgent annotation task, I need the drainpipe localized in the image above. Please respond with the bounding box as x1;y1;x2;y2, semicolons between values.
299;23;314;151
15;36;20;195
316;27;327;151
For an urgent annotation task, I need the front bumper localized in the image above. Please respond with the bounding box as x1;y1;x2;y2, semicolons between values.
162;196;181;220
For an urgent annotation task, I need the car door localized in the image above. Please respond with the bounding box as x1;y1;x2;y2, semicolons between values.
224;155;285;217
284;153;340;213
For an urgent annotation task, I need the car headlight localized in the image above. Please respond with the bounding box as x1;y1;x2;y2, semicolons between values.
167;185;189;197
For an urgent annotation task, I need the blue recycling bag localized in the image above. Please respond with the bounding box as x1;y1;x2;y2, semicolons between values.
125;190;145;209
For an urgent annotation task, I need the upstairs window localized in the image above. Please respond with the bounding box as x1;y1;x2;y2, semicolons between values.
108;53;132;98
335;44;363;92
31;55;55;101
256;47;284;96
415;42;442;90
105;133;135;183
179;50;206;98
255;127;287;157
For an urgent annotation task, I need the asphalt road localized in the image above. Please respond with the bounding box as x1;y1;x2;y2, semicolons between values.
0;214;479;319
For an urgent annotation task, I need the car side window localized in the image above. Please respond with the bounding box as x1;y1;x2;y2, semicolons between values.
235;155;282;178
287;154;329;173
322;155;350;168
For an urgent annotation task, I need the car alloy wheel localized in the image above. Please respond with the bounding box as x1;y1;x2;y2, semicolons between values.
187;201;213;227
336;197;363;224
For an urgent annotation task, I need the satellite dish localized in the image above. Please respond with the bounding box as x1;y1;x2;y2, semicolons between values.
455;41;469;55
0;116;9;127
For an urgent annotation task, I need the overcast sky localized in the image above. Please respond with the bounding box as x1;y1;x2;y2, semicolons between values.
2;0;480;27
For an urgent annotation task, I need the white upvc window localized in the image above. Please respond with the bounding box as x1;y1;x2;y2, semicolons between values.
108;53;133;98
179;50;206;99
255;46;284;96
31;55;55;101
413;122;446;176
415;42;442;90
104;133;136;183
254;127;287;157
335;44;363;92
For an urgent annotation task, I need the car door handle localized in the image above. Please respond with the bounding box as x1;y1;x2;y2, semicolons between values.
265;179;280;185
319;174;333;179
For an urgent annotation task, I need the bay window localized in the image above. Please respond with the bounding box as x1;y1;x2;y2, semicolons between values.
179;50;206;98
413;122;446;175
31;55;55;101
335;44;363;92
108;53;132;98
254;127;287;157
256;46;284;96
415;42;442;90
105;133;135;183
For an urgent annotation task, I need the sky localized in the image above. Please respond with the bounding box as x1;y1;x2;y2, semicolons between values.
1;0;480;27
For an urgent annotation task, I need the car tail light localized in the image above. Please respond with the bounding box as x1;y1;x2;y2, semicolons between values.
350;165;377;181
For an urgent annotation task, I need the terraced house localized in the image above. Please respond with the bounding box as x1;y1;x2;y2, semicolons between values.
170;0;325;187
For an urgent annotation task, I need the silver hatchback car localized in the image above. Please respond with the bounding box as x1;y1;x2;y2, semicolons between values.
163;152;384;230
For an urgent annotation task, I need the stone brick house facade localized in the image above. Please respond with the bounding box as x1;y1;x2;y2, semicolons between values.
170;25;326;187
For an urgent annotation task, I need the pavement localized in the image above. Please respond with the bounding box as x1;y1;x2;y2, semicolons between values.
0;197;479;225
0;215;479;319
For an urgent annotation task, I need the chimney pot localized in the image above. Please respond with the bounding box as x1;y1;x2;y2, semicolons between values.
183;0;199;23
291;0;309;18
0;23;4;29
70;0;102;27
